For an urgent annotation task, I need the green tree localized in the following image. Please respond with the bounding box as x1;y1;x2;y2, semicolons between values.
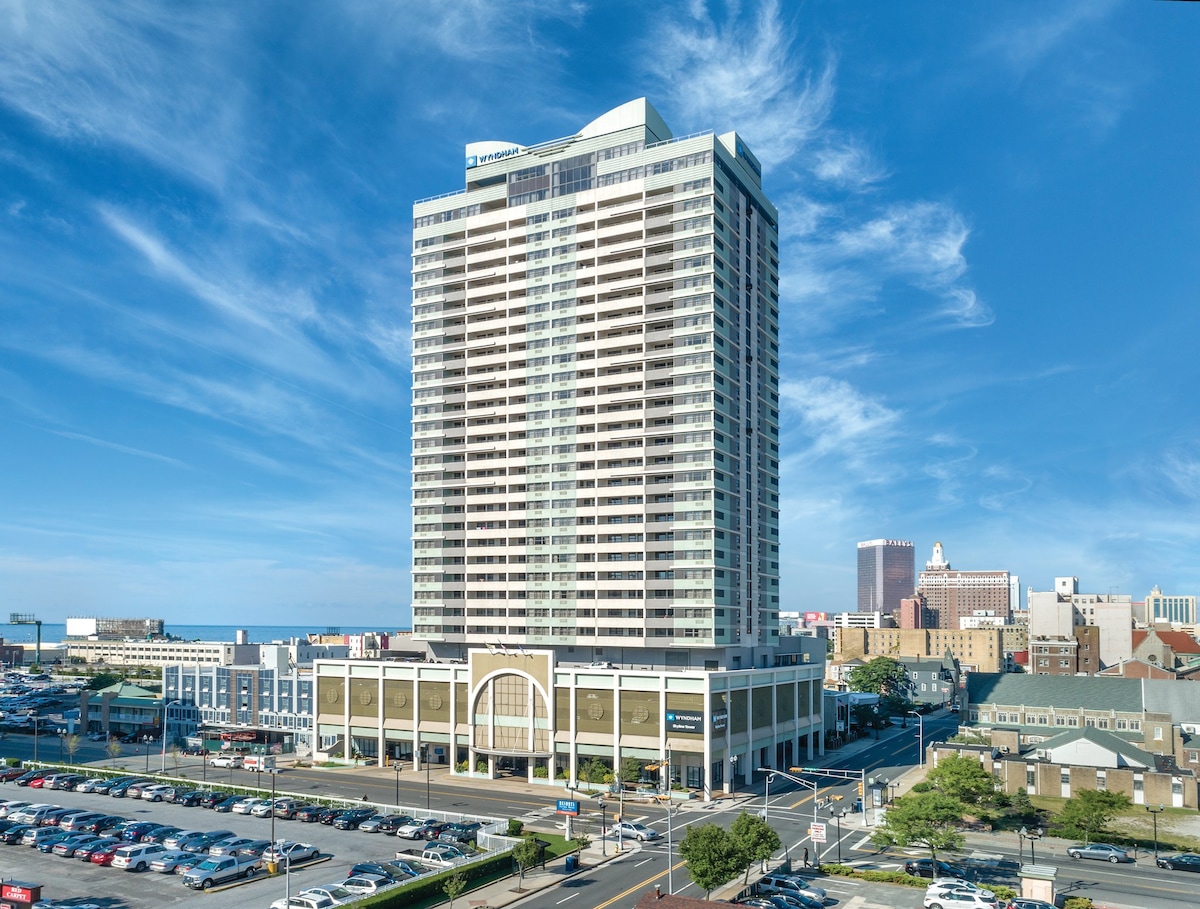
87;672;123;690
619;757;644;789
730;811;781;884
679;823;744;898
846;657;909;698
443;872;467;909
870;791;965;862
1051;790;1130;844
1009;788;1035;821
927;753;999;806
512;836;544;890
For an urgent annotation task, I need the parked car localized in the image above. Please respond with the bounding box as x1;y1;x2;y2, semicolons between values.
389;859;434;878
611;821;660;842
395;817;441;839
110;841;166;871
421;842;468;865
906;858;970;879
59;812;104;832
235;839;273;859
927;882;995;901
439;821;483;844
140;785;173;802
359;815;412;834
332;808;376;830
75;836;121;861
250;800;278;818
213;796;244;813
109;778;152;798
299;885;355;906
142;826;183;845
1065;843;1133;863
171;853;206;875
923;889;998;909
293;804;324;823
231;797;269;815
13;770;48;787
33;831;76;852
744;894;824;909
121;822;166;842
1156;852;1200;871
1004;900;1057;909
757;872;828;903
0;768;25;783
81;815;126;834
74;778;108;793
272;798;301;819
337;874;393;896
198;791;231;809
318;806;348;825
0;824;34;844
89;841;126;866
148;850;197;873
263;841;319;864
52;834;100;857
209;837;256;856
270;895;336;909
350;861;406;881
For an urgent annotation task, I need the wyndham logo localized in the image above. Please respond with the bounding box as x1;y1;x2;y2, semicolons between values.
466;146;522;168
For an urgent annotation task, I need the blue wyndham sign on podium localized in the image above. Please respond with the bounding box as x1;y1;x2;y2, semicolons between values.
556;799;580;816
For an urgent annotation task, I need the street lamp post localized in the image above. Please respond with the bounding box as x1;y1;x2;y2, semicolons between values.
597;796;607;857
143;735;152;773
32;715;38;764
394;758;401;807
763;772;772;824
832;808;848;864
908;710;924;767
666;802;677;895
1147;804;1165;860
730;754;738;796
1019;826;1043;865
269;765;276;847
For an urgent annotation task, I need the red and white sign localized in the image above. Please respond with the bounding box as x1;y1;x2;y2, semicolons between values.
804;612;827;623
1;882;40;903
809;822;827;844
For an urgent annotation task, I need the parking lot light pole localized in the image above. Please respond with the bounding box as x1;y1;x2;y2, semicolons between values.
1019;825;1043;864
394;758;401;807
270;765;277;846
1147;804;1165;860
420;744;430;813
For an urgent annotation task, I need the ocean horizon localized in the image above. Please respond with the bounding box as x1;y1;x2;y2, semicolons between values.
2;623;413;646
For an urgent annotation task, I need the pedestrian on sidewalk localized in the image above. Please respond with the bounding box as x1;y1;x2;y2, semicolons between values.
802;846;809;868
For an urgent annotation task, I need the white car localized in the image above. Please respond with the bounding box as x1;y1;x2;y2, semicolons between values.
612;821;661;841
250;801;278;818
923;886;998;909
394;818;439;838
270;896;335;909
336;874;393;895
927;882;995;900
298;885;354;906
231;797;268;815
209;754;242;768
140;784;173;802
263;841;319;863
75;778;107;793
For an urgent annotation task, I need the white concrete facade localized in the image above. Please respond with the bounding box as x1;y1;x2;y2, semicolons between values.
410;99;781;661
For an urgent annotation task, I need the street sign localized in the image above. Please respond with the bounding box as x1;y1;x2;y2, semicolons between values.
555;799;580;816
809;822;827;844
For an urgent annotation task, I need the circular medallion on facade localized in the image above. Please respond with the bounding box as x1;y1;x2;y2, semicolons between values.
324;687;340;704
587;702;604;721
429;693;444;710
358;689;373;706
394;692;407;708
631;705;649;724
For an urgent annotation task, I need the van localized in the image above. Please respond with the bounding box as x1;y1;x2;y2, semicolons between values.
111;842;166;871
16;805;61;826
243;755;276;773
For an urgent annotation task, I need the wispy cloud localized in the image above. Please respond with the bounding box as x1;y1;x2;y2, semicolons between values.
45;428;188;468
647;0;836;168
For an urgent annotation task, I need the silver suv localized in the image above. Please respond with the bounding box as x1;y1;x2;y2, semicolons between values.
757;873;827;903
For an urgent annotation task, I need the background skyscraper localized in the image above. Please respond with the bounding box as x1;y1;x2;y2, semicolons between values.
410;100;781;666
856;539;914;616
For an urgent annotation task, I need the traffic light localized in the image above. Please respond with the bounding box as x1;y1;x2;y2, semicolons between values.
857;783;864;797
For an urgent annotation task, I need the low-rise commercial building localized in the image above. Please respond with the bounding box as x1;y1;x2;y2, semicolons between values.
313;639;825;799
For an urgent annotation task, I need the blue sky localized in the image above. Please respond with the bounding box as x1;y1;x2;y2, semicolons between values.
1;1;1197;628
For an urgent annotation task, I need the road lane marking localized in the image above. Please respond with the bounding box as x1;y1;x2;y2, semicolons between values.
636;859;652;867
592;860;689;909
556;894;578;904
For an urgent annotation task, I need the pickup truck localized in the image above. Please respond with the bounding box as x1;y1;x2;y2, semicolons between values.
181;853;262;890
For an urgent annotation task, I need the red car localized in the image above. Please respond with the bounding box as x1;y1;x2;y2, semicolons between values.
90;842;124;866
27;778;47;789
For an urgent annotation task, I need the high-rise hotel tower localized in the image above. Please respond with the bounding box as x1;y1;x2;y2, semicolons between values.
410;100;783;668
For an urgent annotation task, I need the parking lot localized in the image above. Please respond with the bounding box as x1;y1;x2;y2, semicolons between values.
0;781;478;909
